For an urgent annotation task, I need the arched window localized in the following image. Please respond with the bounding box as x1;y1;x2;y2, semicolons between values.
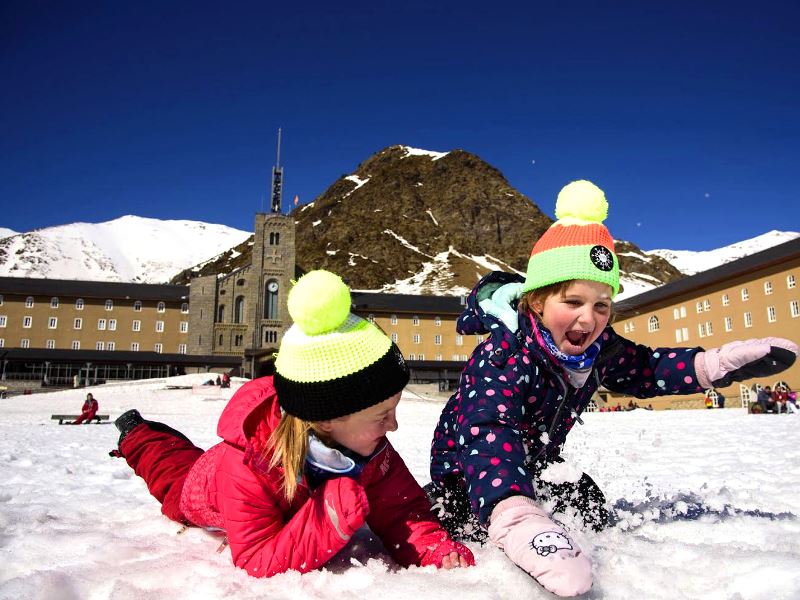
264;280;279;319
157;301;166;313
217;305;225;323
648;315;660;332
75;298;85;310
50;297;59;308
25;296;34;308
234;296;245;324
269;231;280;245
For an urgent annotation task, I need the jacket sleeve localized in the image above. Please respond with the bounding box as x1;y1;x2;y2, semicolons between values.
362;442;474;568
215;455;370;578
599;330;705;398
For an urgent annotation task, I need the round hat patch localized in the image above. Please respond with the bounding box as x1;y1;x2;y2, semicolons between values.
590;245;614;271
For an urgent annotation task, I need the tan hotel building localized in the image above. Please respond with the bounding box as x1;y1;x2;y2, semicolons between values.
2;229;796;404
612;237;800;410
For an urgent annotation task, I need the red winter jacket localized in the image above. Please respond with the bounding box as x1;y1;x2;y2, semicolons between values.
179;376;473;577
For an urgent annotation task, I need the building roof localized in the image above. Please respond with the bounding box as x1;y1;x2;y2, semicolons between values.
0;277;190;302
351;291;466;315
616;237;800;312
0;347;241;367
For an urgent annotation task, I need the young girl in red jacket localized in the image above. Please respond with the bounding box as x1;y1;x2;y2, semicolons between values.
112;270;473;577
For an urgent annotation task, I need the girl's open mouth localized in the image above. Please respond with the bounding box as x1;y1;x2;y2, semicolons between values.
565;330;590;348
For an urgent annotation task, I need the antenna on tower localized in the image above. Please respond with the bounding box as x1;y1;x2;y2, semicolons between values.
270;128;284;213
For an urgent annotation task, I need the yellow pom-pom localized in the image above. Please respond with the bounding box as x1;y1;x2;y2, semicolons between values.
287;270;352;335
555;180;608;223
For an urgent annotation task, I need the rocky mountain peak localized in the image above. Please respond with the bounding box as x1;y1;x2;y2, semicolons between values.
170;145;685;296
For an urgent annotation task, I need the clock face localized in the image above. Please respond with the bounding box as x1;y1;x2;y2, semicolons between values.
267;281;279;293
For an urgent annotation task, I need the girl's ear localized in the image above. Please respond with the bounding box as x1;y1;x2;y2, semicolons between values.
315;420;333;434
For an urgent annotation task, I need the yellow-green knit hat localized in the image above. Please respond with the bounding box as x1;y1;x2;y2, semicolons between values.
273;270;409;421
523;180;619;297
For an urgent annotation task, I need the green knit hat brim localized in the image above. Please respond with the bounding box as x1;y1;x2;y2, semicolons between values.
275;314;392;383
523;244;619;297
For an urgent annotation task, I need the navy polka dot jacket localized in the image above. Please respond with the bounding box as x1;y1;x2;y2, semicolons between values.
429;272;706;524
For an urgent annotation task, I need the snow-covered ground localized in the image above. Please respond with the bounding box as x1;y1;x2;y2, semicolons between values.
1;375;799;599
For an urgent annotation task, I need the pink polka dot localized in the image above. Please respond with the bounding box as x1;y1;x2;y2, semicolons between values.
486;389;495;396
479;471;486;479
471;426;479;435
499;375;507;382
492;478;502;487
486;432;496;442
522;355;530;364
497;404;507;413
490;457;500;466
668;352;677;358
676;361;686;370
485;344;493;351
447;440;455;447
502;389;513;397
502;442;512;452
684;376;693;384
500;340;509;349
508;357;517;365
510;484;520;491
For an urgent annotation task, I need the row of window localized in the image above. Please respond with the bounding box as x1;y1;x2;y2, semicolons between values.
2;315;189;333
387;333;472;345
0;295;187;313
679;276;797;319
406;353;470;361
367;314;446;327
0;339;188;353
649;300;800;334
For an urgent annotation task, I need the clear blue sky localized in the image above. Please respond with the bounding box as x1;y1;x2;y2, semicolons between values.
2;0;798;251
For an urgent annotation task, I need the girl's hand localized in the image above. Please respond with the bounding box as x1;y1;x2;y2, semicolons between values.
440;551;470;569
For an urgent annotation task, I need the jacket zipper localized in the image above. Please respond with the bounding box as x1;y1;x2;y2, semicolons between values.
530;336;625;464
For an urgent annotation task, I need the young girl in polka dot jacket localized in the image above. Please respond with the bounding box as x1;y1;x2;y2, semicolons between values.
427;180;797;597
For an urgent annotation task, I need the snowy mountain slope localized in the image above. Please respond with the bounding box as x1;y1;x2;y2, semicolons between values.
0;215;251;283
0;227;19;239
646;230;799;276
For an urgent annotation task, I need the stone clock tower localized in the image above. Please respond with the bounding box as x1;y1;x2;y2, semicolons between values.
188;130;297;377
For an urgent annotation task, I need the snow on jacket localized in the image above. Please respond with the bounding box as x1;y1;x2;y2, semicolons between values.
430;271;706;524
179;376;471;577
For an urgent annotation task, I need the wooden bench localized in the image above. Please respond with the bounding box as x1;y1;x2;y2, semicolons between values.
51;414;110;425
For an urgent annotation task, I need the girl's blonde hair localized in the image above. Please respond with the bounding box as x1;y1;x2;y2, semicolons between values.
266;413;317;502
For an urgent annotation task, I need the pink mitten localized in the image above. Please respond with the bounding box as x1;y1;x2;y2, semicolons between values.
488;496;591;597
694;337;797;389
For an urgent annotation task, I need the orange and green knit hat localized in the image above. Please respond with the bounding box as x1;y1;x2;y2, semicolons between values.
523;180;619;297
274;270;409;421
